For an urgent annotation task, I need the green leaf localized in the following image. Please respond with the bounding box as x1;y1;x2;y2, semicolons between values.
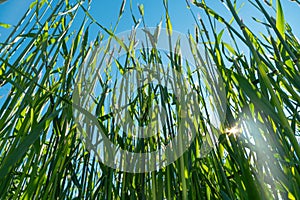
276;0;285;39
288;192;296;200
119;0;126;17
166;13;172;36
58;2;83;15
0;22;11;28
138;4;144;16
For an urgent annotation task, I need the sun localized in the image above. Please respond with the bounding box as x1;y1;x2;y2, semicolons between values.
224;124;242;136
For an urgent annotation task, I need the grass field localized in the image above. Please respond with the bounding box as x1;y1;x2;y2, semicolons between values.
0;0;299;199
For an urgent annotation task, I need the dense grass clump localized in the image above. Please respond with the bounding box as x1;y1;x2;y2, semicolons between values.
0;0;299;199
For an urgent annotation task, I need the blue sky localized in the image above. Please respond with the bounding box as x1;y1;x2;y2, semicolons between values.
1;0;300;43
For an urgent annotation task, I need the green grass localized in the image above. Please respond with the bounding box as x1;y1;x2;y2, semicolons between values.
0;0;299;199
